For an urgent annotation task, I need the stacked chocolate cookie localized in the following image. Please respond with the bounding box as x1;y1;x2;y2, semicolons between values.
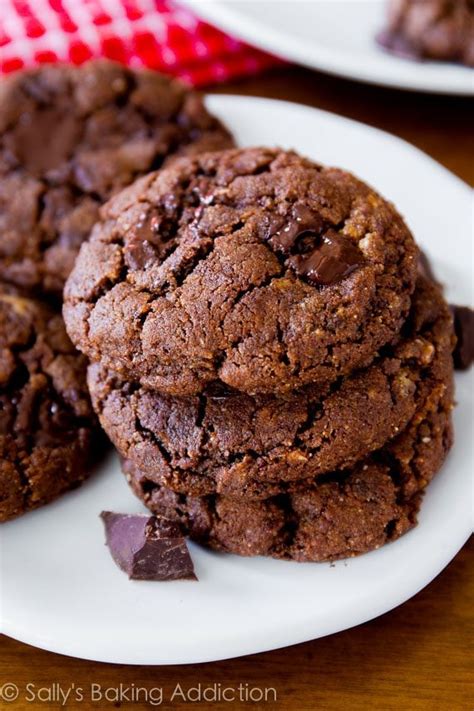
63;147;456;562
0;60;234;521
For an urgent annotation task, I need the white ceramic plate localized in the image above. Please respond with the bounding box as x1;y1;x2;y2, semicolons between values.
1;96;472;665
184;0;474;95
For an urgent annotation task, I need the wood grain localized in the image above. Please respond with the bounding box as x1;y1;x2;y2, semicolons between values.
1;66;473;710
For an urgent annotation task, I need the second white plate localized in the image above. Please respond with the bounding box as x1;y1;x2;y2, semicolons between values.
185;0;474;95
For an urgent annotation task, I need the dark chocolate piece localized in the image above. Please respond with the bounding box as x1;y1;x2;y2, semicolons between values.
268;204;326;253
6;109;82;175
288;230;363;286
124;210;175;270
450;304;474;370
268;204;363;286
100;511;196;581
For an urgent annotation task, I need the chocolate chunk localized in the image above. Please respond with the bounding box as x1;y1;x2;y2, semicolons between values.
450;304;474;370
6;109;81;175
124;210;174;270
132;211;163;245
268;204;326;253
289;230;363;286
267;204;363;286
124;238;159;271
100;511;197;581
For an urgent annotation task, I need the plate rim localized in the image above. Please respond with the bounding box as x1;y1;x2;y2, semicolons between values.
3;527;471;665
183;0;474;96
208;94;471;191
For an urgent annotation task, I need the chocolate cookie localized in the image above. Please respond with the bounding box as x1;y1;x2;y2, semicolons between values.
87;276;453;499
0;286;101;522
0;60;234;294
123;381;454;562
64;147;418;396
377;0;474;66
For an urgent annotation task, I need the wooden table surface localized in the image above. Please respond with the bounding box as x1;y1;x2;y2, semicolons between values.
1;66;473;711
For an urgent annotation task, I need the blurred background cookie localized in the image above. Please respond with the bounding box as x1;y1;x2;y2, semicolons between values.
378;0;474;66
0;60;234;295
0;286;102;521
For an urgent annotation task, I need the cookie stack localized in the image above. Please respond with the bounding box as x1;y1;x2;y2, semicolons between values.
63;147;455;561
0;60;234;521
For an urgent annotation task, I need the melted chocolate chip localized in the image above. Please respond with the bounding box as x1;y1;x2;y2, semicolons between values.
267;204;324;252
124;210;174;270
125;239;157;271
288;230;363;286
133;211;163;244
267;204;363;286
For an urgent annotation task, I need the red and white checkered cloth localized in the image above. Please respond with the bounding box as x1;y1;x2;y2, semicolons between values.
0;0;282;85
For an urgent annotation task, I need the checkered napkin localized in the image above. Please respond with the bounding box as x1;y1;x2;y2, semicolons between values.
0;0;281;85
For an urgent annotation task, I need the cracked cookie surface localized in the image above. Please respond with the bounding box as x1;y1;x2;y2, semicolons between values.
88;276;454;498
378;0;474;66
64;147;418;396
123;378;454;562
0;286;102;522
0;60;234;295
